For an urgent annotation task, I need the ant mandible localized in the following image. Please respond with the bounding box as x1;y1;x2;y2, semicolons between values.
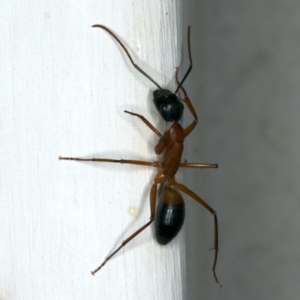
59;25;222;287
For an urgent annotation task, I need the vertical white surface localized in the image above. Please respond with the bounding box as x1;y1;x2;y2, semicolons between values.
0;1;185;300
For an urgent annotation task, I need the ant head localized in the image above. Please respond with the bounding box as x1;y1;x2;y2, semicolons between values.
153;89;184;122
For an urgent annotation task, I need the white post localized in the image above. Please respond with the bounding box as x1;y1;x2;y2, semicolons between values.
0;1;184;299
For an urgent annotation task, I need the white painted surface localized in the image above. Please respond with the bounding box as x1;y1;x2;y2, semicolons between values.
0;1;185;299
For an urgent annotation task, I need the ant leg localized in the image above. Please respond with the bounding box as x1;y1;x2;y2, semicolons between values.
179;162;218;169
59;156;162;168
175;67;198;137
124;110;164;139
91;171;164;275
171;179;222;288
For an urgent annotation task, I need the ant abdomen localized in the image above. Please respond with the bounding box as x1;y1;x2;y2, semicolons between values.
155;187;185;245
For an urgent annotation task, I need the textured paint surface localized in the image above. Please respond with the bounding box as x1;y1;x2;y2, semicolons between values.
0;1;185;299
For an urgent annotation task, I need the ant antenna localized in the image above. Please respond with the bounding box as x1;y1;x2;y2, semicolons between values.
92;25;163;90
174;26;193;94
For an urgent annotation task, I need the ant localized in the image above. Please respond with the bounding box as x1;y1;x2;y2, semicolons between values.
59;25;221;287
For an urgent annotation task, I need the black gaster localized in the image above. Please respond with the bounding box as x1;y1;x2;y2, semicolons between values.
155;188;185;245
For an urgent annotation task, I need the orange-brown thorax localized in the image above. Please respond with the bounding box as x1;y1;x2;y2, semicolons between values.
155;121;185;177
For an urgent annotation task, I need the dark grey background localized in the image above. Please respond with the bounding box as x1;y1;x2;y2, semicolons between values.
183;1;300;299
